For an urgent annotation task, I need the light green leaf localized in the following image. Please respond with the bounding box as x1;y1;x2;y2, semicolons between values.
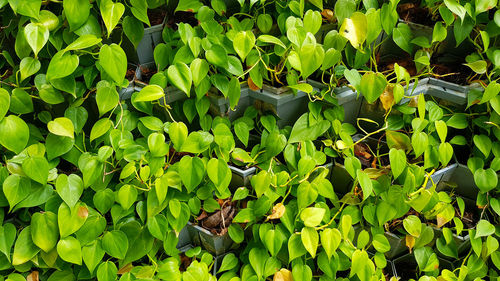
64;0;91;31
99;44;127;85
12;226;39;266
301;227;319;258
339;12;367;49
0;115;30;153
31;211;58;252
233;31;255;61
57;236;82;265
100;0;125;37
48;117;75;139
167;63;192;97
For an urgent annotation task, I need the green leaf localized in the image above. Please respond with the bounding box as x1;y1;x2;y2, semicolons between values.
218;253;238;273
122;16;144;49
90;118;112;142
300;207;325;227
435;120;448;143
289;113;330;143
10;88;33;114
9;0;41;18
251;170;271;198
0;223;16;262
474;168;498;192
57;236;82;265
178;156;205;193
206;44;228;68
0;88;9;121
167;63;192;97
357;170;373;200
389;148;406;179
24;23;49;57
58;202;88;237
359;72;387;103
339;12;367;49
48;117;75;139
475;220;495;238
207;158;231;196
403;215;422;237
233;31;255;61
180;131;213;153
464;60;487;74
0;115;30;153
444;0;466;21
100;0;125;37
22;156;49;185
12;226;40;266
249;248;268;279
97;261;117;281
301;227;319;258
300;44;324;79
99;44;127;85
65;34;102;51
3;175;31;211
102;230;128;259
480;81;500;104
320;228;341;259
473;134;492;157
393;23;413;54
83;240;105;273
56;174;83;209
20;57;41;81
257;35;286;49
46;50;79;80
135;85;165;102
432;22;447;43
31;212;58;252
96;85;119;116
64;0;91;31
117;184;137;210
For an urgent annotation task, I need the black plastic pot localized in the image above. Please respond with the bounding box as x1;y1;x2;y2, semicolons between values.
136;19;165;64
392;252;454;280
186;222;237;256
228;165;256;189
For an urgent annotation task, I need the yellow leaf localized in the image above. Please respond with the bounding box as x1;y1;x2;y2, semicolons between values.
274;268;293;281
339;12;367;49
380;85;394;111
267;203;286;220
406;235;415;253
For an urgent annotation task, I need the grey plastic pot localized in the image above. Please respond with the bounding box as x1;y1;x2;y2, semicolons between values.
228;165;256;189
209;85;252;121
177;225;192;249
392;252;454;280
136;20;165;64
307;79;362;126
186;222;236;256
249;85;308;127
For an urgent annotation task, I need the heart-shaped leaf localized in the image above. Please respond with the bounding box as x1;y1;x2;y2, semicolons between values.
48;117;75;139
24;23;49;57
389;148;406;179
0;115;30;153
233;31;255;61
474;168;498;192
359;72;387;103
167;63;192;97
56;174;84;209
100;0;125;37
99;44;127;85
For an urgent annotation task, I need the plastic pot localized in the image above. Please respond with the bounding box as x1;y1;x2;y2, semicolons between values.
136;20;165;65
177;225;192;249
307;80;362;126
249;85;308;127
186;222;236;256
209;84;251;121
228;165;256;189
392;252;454;280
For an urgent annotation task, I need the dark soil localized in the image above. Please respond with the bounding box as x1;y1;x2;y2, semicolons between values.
166;11;199;29
397;1;441;26
138;65;157;84
148;9;167;26
197;199;236;236
58;159;79;175
394;260;419;280
179;254;192;272
125;65;136;81
431;63;474;85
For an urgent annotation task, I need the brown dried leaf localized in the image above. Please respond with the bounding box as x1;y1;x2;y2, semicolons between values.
248;77;261;91
27;271;39;281
118;263;133;274
273;268;293;281
267;203;286;220
321;9;335;22
380;85;394;111
78;206;88;219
